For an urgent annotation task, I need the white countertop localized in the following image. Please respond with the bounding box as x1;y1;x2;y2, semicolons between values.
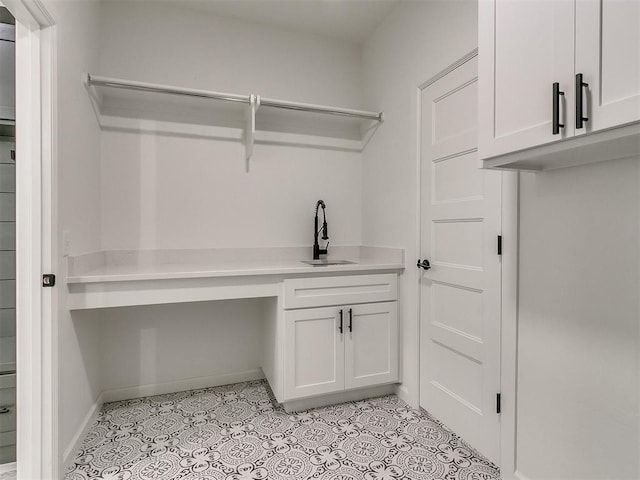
67;246;405;284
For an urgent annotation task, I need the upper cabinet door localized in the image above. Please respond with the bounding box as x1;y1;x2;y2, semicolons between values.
479;0;575;159
575;0;640;135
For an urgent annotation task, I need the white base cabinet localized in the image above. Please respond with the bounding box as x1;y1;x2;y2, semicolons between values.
284;301;398;401
268;274;399;405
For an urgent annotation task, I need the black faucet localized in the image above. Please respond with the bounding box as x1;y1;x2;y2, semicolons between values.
313;200;329;260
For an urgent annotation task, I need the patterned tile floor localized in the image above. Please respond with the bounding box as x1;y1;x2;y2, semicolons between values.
66;380;500;480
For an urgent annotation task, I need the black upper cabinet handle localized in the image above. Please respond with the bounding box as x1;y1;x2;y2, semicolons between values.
552;82;565;135
348;308;353;333
339;309;343;334
576;73;589;129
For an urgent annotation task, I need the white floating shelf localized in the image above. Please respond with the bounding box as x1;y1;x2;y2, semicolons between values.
85;74;383;166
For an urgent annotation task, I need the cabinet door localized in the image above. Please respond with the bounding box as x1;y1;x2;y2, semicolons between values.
479;0;575;159
575;0;640;134
284;306;344;400
345;302;398;390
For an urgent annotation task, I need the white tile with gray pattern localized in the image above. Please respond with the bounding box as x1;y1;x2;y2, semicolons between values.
65;380;500;480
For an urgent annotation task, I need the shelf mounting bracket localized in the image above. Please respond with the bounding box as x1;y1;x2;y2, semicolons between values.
245;94;260;171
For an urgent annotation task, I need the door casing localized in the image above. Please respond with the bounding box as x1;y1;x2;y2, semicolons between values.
2;0;57;477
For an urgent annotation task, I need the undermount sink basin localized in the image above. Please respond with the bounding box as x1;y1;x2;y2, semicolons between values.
300;259;357;266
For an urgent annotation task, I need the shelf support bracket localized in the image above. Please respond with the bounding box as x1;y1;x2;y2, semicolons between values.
244;94;259;171
84;73;104;128
361;113;384;150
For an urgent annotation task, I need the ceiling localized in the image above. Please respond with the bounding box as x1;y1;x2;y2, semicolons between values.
163;0;400;43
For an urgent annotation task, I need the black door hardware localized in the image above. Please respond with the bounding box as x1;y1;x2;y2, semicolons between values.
575;73;589;129
497;235;502;255
552;82;565;135
42;274;56;287
339;309;343;334
416;259;431;270
496;393;502;414
348;308;353;333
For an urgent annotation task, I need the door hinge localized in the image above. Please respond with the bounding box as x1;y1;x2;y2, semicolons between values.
496;393;501;414
42;274;56;287
497;235;502;255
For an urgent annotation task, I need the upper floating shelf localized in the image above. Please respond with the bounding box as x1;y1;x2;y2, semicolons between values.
85;74;383;165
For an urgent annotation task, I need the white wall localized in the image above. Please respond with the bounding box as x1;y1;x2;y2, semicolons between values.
89;4;365;438
41;0;104;465
517;158;639;479
98;1;363;251
34;4;365;461
361;0;478;406
363;4;639;478
99;299;267;394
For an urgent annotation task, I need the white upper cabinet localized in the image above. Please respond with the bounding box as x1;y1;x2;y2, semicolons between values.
479;0;575;159
575;0;640;134
480;0;640;171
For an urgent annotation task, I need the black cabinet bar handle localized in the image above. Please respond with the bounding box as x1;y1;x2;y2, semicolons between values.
552;82;565;135
339;309;343;334
348;308;353;333
576;73;589;129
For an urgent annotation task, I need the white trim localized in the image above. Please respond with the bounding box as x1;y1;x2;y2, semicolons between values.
514;470;532;480
14;19;44;480
101;368;265;403
410;83;422;410
39;22;58;478
500;172;519;478
394;383;411;405
2;0;53;29
62;393;104;472
418;49;479;90
3;1;56;478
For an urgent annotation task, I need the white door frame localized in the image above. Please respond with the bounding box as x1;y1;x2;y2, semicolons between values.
415;49;519;477
2;0;57;477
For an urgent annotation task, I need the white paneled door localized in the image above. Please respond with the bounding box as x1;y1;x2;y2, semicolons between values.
419;55;502;464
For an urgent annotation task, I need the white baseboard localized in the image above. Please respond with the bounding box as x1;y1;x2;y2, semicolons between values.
101;369;265;403
395;383;420;409
514;471;532;480
62;392;104;472
282;384;396;413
